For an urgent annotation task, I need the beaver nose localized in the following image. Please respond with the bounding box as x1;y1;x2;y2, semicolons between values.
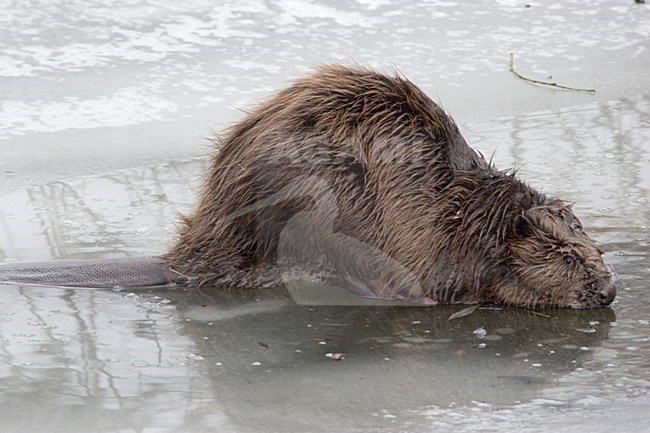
598;283;617;306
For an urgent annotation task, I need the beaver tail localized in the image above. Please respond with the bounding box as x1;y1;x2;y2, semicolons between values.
0;256;173;289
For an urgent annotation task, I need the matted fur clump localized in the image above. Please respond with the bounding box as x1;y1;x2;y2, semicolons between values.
163;65;616;309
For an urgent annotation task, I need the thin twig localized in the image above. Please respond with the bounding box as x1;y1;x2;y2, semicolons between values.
509;53;596;93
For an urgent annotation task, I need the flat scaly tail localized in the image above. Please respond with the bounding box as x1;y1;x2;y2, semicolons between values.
0;256;173;288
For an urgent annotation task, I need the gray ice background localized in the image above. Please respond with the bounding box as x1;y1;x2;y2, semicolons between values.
0;1;649;432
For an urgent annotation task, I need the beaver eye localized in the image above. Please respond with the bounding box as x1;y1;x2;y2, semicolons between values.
563;255;576;266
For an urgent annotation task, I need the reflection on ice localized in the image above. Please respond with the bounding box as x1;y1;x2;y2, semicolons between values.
0;286;227;433
171;289;616;433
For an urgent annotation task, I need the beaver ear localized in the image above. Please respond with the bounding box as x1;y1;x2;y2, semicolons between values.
513;207;546;238
513;212;532;238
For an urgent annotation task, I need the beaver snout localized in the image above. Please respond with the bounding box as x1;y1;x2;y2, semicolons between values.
598;282;617;306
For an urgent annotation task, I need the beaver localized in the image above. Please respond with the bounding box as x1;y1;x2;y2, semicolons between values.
0;65;616;309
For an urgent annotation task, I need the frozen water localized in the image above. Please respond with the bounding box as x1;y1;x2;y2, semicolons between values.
0;0;649;432
1;0;648;192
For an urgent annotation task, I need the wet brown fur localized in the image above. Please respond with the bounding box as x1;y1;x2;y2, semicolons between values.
162;65;615;309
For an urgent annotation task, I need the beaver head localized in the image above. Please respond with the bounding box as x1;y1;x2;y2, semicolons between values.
494;202;616;309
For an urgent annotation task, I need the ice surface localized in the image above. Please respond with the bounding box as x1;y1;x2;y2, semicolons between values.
1;1;649;432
